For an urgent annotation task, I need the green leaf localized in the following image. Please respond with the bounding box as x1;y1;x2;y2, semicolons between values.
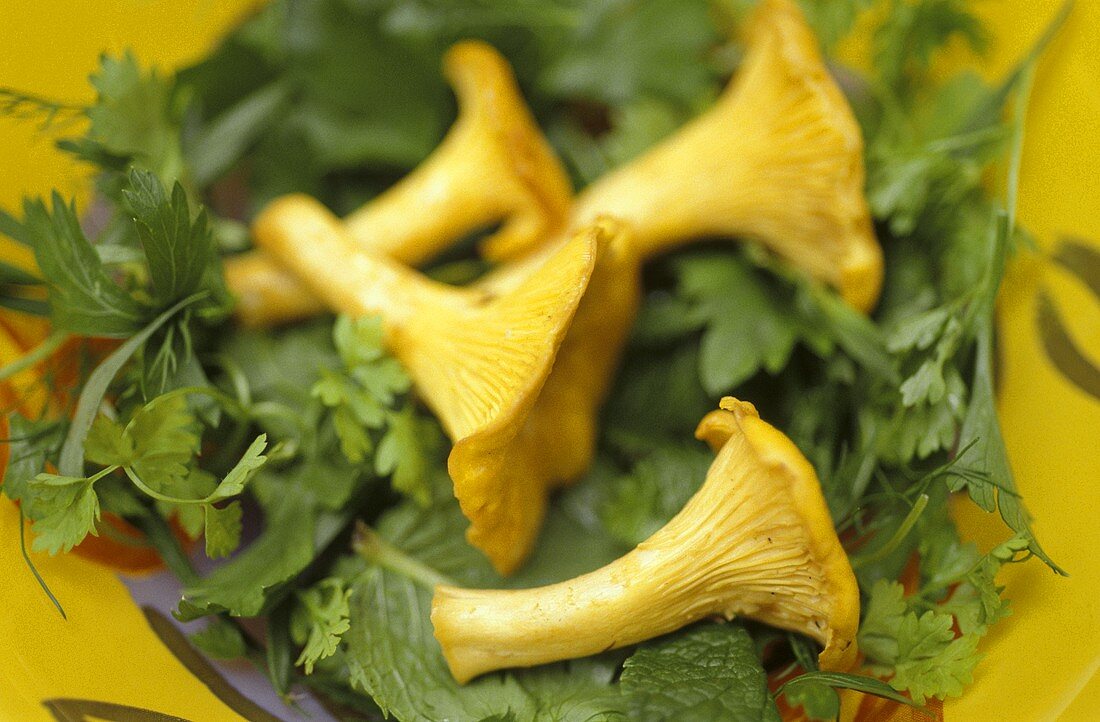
858;580;909;666
620;624;781;722
23;193;148;336
796;0;874;50
292;578;352;674
178;461;362;619
27;474;102;554
778;671;917;715
83;51;184;184
127;395;201;487
57;293;205;477
858;578;984;704
189;618;248;660
536;0;720;110
204;501;243;559
957;324;1062;572
375;406;430;506
84;415;134;467
676;253;801;395
0;416;65;516
781;679;839;721
872;0;987;92
600;444;711;546
890;626;980;705
122;169;216;305
188;81;292;186
209;434;268;502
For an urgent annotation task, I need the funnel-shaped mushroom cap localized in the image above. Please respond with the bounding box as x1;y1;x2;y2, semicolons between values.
570;0;882;312
252;194;605;570
448;219;640;574
431;396;859;683
345;39;572;265
224;39;572;327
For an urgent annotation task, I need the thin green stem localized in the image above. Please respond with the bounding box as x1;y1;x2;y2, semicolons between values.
132;509;199;586
18;506;67;619
851;493;930;569
353;521;455;589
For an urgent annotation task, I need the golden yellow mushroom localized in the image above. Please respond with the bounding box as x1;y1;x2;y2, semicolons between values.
224;248;328;326
251;194;603;573
449;220;640;572
226;40;571;327
348;40;572;264
431;397;860;683
570;0;882;312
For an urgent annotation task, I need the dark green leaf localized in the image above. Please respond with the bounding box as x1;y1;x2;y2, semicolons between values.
24;193;147;336
620;624;781;722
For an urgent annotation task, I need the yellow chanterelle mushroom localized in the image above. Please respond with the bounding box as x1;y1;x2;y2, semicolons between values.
227;39;572;327
449;220;640;572
431;397;860;683
251;194;607;574
567;0;882;312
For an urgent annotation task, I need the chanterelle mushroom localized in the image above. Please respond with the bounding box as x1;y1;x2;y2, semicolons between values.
225;40;571;327
251;194;604;573
569;0;882;312
431;397;860;683
449;219;640;573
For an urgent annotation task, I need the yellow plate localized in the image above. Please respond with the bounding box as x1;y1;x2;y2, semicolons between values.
0;1;1096;720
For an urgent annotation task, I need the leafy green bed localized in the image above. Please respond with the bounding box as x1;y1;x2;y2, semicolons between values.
0;1;1067;720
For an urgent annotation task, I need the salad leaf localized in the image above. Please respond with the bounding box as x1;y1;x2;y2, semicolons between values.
620;624;781;722
292;577;353;675
22;192;147;337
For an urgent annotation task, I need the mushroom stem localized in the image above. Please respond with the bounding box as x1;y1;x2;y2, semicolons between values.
432;398;859;683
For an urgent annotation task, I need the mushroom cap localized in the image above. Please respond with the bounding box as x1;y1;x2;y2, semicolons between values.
695;397;860;671
446;219;639;574
569;0;882;313
741;0;882;313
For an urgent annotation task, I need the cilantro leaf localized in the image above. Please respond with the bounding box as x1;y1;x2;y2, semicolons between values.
79;51;184;187
122;169;217;306
26;473;104;554
890;624;980;705
600;444;711;546
178;459;365;619
22;193;147;337
127;395;201;486
675;253;802;395
209;434;268;502
292;578;352;674
85;414;134;467
620;624;781;722
204;501;244;559
375;406;431;506
858;578;983;704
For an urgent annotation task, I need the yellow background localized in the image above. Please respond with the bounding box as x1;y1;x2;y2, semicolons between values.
0;1;1097;720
